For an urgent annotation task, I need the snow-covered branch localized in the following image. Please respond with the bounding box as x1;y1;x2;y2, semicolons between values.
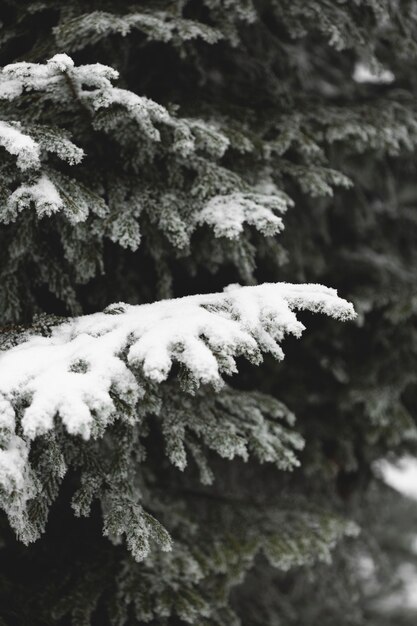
198;191;291;238
0;282;354;547
0;282;355;443
0;54;228;154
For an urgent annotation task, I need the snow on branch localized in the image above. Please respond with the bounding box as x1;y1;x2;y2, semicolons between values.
0;121;84;171
0;54;168;143
0;54;229;154
0;121;84;172
0;119;86;223
198;191;292;238
0;121;40;170
0;283;355;443
5;174;63;220
0;282;354;546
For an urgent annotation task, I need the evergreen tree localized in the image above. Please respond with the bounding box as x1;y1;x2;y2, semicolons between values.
0;1;416;624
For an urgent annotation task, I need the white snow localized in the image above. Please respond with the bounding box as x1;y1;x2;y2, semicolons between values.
47;53;75;73
90;86;170;141
353;62;395;85
0;121;40;170
6;174;63;220
0;436;31;493
199;192;290;238
0;54;76;99
375;458;417;612
377;456;417;500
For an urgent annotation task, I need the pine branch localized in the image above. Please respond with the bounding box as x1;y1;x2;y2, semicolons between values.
0;282;354;548
0;282;355;441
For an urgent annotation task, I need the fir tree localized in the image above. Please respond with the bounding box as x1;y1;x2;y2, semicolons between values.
0;1;416;624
